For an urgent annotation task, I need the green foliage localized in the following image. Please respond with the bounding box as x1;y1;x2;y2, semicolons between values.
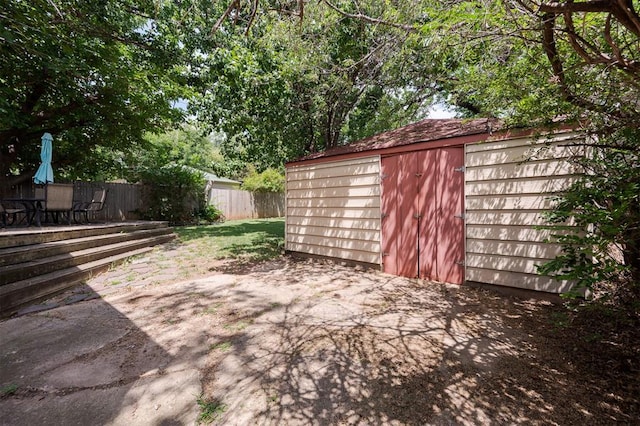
0;384;18;396
197;204;224;224
196;395;226;424
136;163;205;225
539;130;640;304
241;168;284;193
193;1;429;169
143;125;218;173
0;0;188;185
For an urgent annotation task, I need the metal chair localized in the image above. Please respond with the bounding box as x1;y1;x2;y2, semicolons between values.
41;184;74;225
0;202;26;227
73;188;107;223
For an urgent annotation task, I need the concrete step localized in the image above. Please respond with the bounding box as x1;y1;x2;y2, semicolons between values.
0;247;156;318
0;221;170;249
0;233;176;286
0;227;173;267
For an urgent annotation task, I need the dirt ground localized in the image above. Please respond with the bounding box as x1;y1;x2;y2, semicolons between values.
1;243;639;425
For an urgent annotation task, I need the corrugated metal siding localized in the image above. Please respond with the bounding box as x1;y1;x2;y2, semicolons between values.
465;132;583;293
286;156;381;265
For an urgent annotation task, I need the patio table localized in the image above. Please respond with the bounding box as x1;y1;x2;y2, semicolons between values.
2;198;45;227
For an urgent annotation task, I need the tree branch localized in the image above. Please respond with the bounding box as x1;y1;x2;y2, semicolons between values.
244;0;259;36
320;0;416;32
541;12;619;116
537;0;640;37
212;0;240;35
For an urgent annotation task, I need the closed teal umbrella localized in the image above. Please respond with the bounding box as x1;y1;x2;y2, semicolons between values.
33;132;54;184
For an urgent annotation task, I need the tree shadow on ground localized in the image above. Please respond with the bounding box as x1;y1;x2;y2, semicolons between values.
204;259;639;424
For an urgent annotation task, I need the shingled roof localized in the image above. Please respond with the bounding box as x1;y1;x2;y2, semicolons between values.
292;118;500;163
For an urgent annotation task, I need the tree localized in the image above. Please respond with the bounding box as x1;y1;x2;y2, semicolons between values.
513;0;640;302
195;0;434;169
0;0;186;192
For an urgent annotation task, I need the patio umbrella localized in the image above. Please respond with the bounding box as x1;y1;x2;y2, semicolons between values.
33;132;54;184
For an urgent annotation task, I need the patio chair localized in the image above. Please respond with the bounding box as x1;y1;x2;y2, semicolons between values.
73;188;107;223
0;202;26;228
42;183;74;225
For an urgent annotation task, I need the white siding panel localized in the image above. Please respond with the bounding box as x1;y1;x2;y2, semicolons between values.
287;174;379;190
466;176;579;196
465;224;561;243
287;234;379;253
466;194;559;211
287;186;380;200
466;239;563;259
467;253;547;275
287;158;380;181
466;160;578;182
466;143;580;167
466;211;577;227
287;196;380;209
286;243;380;264
287;225;380;242
286;156;381;265
465;133;583;153
466;267;574;293
465;133;582;293
287;207;380;219
287;216;381;231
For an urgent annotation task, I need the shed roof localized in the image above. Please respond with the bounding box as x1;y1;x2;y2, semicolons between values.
290;118;500;165
200;171;241;185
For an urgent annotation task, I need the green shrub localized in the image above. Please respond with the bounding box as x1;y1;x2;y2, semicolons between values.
138;164;206;225
198;204;224;223
241;168;284;193
539;129;640;308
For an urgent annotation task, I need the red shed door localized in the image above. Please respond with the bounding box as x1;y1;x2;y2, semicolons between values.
432;147;465;284
381;154;418;277
381;147;465;284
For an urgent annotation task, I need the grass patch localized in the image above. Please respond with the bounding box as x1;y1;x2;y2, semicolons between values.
175;218;284;262
201;303;224;315
196;395;227;424
1;384;18;396
223;320;251;331
210;341;233;352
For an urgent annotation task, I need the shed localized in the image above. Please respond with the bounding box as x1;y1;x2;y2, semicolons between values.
200;171;242;190
285;118;583;294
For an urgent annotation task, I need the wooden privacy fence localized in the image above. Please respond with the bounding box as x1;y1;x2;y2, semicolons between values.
11;181;147;222
72;182;147;222
13;181;285;222
208;189;284;220
10;182;283;222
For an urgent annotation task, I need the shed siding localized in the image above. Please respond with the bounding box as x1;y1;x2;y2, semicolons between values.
286;156;381;265
465;133;583;293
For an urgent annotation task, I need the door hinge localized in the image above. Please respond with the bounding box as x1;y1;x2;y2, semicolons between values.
380;173;389;180
454;213;465;220
381;212;388;219
454;166;465;173
382;252;390;257
455;260;466;267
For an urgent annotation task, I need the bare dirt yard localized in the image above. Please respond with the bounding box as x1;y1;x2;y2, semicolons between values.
1;220;638;425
